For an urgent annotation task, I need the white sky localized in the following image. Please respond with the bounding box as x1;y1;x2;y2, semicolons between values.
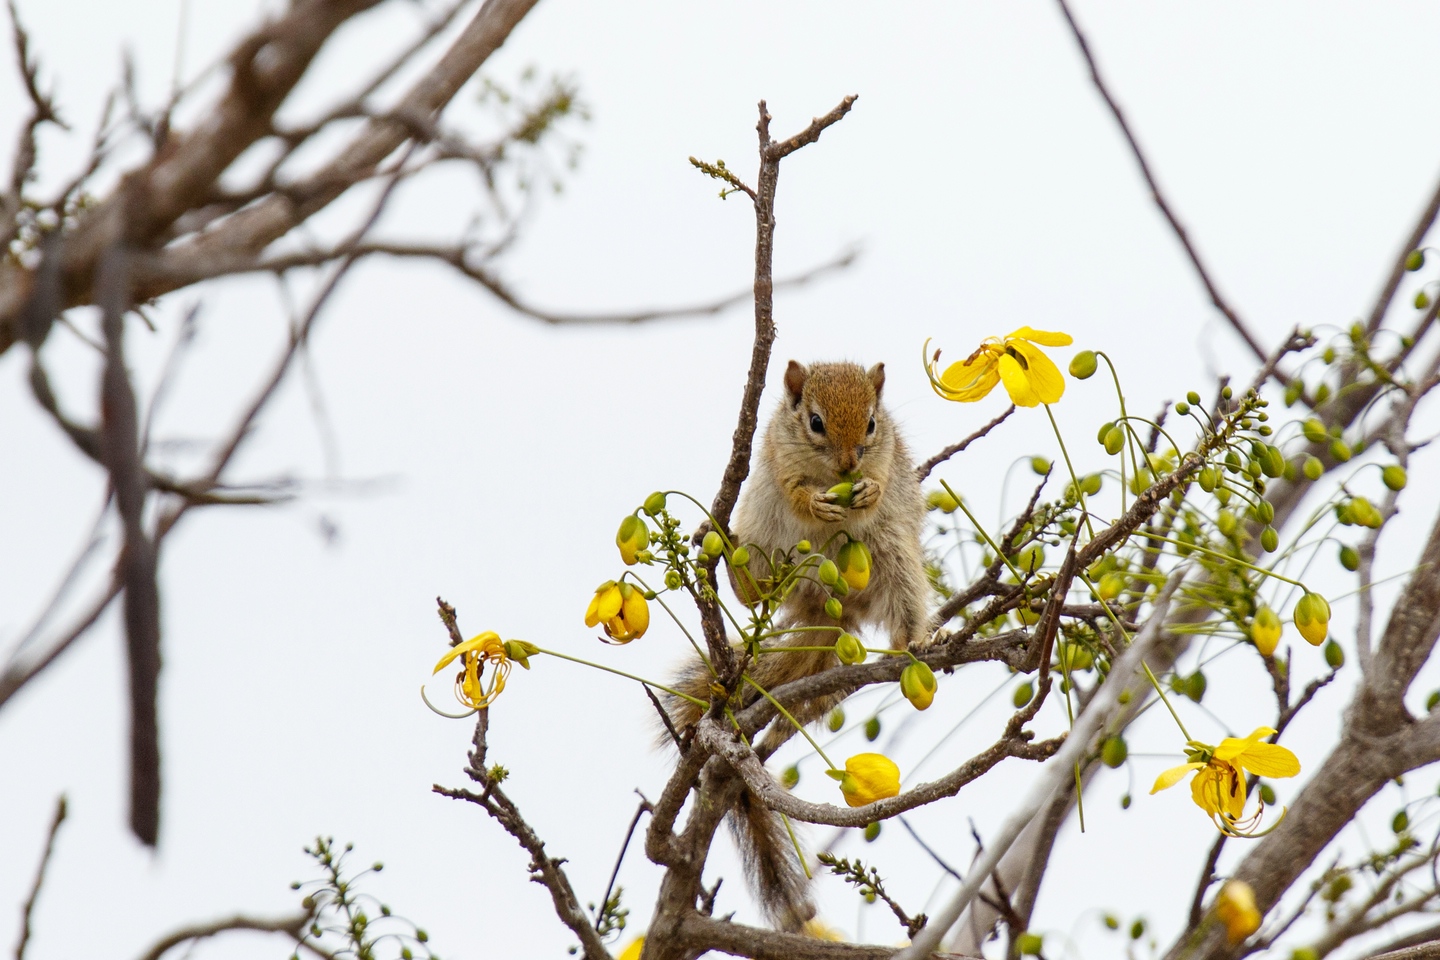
5;2;1440;958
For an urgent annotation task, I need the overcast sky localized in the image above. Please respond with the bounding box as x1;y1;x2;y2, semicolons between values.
5;2;1440;958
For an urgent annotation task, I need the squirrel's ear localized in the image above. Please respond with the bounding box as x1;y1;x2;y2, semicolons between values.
867;362;886;396
784;361;808;407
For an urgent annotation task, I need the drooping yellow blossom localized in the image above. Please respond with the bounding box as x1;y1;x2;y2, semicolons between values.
900;660;937;711
433;631;511;709
1251;606;1282;657
802;918;846;941
1151;727;1300;836
585;580;650;643
1213;880;1262;944
833;753;901;807
1293;592;1331;646
835;540;873;592
616;936;645;960
926;328;1073;407
616;515;650;565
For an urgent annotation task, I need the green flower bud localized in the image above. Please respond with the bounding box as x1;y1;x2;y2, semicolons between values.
1294;592;1331;645
1130;920;1146;940
1407;249;1426;271
702;530;724;558
818;559;840;586
1417;290;1432;310
863;821;881;842
1216;485;1233;506
1383;464;1408;491
1101;736;1128;768
827;707;845;732
1187;391;1202;405
1103;915;1120;931
1330;439;1352;463
926;488;960;513
1121;793;1132;810
1324;639;1344;669
1339;545;1359;571
835;632;866;665
1199;466;1218;492
828;481;855;508
731;546;750;567
1284;380;1303;406
1225;450;1242;473
864;716;881;741
825;598;843;620
1031;456;1052;475
643;491;667;517
1103;425;1126;456
1315;382;1331;404
836;539;874;592
504;639;540;669
1349;496;1383;528
1013;680;1034;708
1262;445;1286;478
1260;526;1279;553
617;515;650;565
1260;783;1277;805
1302;418;1328;443
1221;385;1233;400
1069;350;1098;379
1081;473;1103;496
1291;948;1319;960
1097;421;1115;445
1184;671;1207;703
831;574;850;596
1303;455;1324;481
900;660;937;710
1393;810;1410;834
1175;401;1191;416
1017;932;1044;956
1323;346;1336;364
781;765;800;789
1217;510;1238;537
1428;691;1440;712
796;540;812;554
1255;499;1275;524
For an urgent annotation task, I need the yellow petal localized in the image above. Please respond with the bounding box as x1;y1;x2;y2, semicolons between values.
433;631;501;674
1214;881;1261;944
1151;762;1204;794
1234;743;1300;779
1213;727;1278;762
938;355;1001;402
997;353;1041;407
584;593;603;628
1008;340;1067;404
595;585;623;623
1008;326;1073;347
1191;762;1245;820
839;753;901;807
622;591;650;638
617;937;645;960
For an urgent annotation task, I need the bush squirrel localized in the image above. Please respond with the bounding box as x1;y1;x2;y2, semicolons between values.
665;359;930;930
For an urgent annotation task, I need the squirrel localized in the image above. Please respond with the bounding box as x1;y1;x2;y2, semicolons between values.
663;359;930;931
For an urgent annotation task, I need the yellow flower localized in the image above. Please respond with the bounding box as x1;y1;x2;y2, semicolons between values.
926;328;1073;407
1251;606;1282;657
616;936;644;960
1151;727;1300;835
900;661;937;711
1293;592;1331;646
834;753;901;807
584;580;650;643
1214;880;1261;944
835;540;872;592
432;631;511;709
616;515;649;566
802;919;845;941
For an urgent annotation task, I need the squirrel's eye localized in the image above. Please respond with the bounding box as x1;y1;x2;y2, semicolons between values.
809;414;825;434
867;416;876;435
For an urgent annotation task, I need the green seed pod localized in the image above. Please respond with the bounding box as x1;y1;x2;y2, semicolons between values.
702;530;724;558
1383;464;1408;491
1013;680;1034;708
1103;425;1126;455
864;716;881;741
643;491;667;517
1081;473;1103;496
1418;290;1432;310
730;546;750;567
835;632;866;665
1184;671;1207;703
1261;526;1279;553
818;559;840;586
1339;545;1360;571
1260;783;1277;805
1097;421;1115;445
1187;390;1202;405
1303;455;1324;481
828;481;855;508
1069;350;1098;379
796;540;812;554
1324;639;1344;669
1101;736;1128;768
1017;933;1044;956
825;598;843;620
863;821;881;842
827;707;845;733
1031;456;1052;475
781;765;800;789
1302;418;1328;443
1394;810;1410;834
1407;249;1426;271
1175;401;1191;416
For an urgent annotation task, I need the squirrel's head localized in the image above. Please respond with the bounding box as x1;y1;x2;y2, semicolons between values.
783;360;887;477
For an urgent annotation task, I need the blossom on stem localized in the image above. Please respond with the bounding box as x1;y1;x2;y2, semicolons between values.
926;328;1073;407
585;580;650;643
832;753;901;807
432;631;511;709
1151;727;1300;836
1214;880;1262;944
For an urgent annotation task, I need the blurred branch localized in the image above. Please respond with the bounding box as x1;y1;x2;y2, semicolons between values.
1053;0;1270;366
15;795;66;960
133;912;310;960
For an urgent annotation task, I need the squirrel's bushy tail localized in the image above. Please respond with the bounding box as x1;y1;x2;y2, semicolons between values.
731;786;816;931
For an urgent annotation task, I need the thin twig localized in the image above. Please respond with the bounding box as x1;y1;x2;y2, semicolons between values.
1053;0;1268;364
593;797;653;934
132;912;310;960
15;795;66;960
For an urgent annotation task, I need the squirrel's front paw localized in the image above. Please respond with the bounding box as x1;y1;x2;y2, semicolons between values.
850;478;881;510
810;490;847;523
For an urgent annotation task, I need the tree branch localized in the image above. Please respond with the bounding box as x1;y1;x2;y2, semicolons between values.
14;795;66;960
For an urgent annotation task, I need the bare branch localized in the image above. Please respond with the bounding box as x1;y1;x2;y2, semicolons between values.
15;795;66;960
1366;169;1440;335
1052;0;1269;365
132;912;309;960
